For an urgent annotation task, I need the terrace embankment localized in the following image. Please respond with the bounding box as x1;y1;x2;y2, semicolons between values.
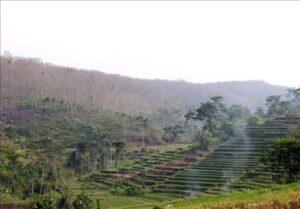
153;115;300;197
84;115;300;199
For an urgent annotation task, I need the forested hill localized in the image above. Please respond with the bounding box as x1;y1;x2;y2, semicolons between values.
0;55;287;113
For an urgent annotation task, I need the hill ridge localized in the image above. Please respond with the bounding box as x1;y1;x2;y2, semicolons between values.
1;56;288;113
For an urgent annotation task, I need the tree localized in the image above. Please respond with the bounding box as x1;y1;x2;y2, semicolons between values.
255;107;266;118
227;105;250;121
135;115;150;146
246;115;263;126
67;142;88;174
163;125;184;141
266;95;290;117
266;95;281;116
35;136;60;194
262;137;300;183
185;96;227;136
0;139;31;197
112;140;126;170
288;88;300;99
287;88;300;113
0;135;57;199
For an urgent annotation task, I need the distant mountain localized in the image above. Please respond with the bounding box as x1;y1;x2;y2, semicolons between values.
0;55;288;113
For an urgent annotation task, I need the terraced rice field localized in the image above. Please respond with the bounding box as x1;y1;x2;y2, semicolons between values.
85;148;190;188
153;115;300;197
85;146;211;200
130;150;211;188
85;115;300;200
153;137;266;196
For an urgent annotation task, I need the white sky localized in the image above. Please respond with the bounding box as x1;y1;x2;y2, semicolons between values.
1;1;300;87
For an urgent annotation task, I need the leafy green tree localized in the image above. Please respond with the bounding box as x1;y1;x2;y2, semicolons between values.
262;137;300;183
0;139;32;197
112;141;126;170
0;135;56;198
266;95;281;116
227;104;251;131
163;125;184;141
266;95;290;117
35;136;62;194
185;96;227;136
67;142;88;174
288;88;300;99
227;105;250;121
135;115;150;128
190;134;215;152
246;115;263;126
255;107;266;118
287;88;300;113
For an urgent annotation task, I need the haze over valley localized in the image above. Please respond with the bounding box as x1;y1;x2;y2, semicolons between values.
1;1;299;209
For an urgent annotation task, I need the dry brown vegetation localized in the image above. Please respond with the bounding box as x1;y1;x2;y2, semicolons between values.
191;195;300;209
173;191;300;209
0;55;287;114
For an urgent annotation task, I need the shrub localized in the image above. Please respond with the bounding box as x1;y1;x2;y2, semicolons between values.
72;193;93;209
96;199;101;209
110;186;126;195
261;137;300;183
33;195;53;209
191;133;216;152
246;115;263;126
125;185;145;196
56;195;71;209
153;206;164;209
110;183;146;196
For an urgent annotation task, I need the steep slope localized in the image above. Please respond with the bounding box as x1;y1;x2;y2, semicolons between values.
153;137;266;196
80;115;300;201
1;55;287;114
153;115;300;197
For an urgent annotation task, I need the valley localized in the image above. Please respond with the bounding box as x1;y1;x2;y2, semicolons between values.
0;56;299;209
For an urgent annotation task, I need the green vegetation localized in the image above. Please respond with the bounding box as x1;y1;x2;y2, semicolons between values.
262;137;300;183
185;96;251;142
73;193;93;209
169;181;300;209
0;57;299;209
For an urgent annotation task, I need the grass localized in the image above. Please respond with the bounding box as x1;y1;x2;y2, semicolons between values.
2;181;299;209
70;176;163;209
167;181;300;209
90;195;157;209
126;143;190;153
3;116;299;208
0;193;31;205
119;143;189;170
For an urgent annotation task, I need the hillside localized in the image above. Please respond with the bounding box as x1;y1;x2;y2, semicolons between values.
1;56;299;209
0;55;288;114
84;115;300;199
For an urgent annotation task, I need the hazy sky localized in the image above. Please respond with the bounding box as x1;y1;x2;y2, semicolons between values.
1;1;300;87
